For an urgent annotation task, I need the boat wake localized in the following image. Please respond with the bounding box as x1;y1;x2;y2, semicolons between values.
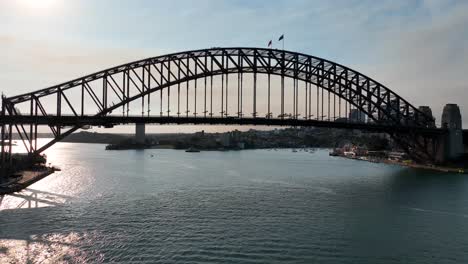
403;206;468;218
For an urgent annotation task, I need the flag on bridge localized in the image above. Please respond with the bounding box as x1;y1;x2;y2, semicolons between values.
278;34;285;50
268;40;272;48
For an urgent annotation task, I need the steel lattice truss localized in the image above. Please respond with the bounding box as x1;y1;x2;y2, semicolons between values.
1;47;441;162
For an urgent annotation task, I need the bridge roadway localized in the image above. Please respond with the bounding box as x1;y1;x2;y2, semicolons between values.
0;115;446;135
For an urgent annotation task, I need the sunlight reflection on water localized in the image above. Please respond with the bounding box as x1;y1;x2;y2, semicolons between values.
0;142;467;263
1;140;101;263
0;232;104;264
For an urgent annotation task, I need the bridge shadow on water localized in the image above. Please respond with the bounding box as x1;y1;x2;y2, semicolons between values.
332;168;468;262
342;167;468;214
0;188;71;209
387;168;468;201
0;189;99;263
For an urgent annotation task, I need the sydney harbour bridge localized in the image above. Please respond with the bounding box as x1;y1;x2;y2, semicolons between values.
0;47;464;177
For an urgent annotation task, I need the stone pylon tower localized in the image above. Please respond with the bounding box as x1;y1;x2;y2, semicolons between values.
135;123;146;144
441;104;463;161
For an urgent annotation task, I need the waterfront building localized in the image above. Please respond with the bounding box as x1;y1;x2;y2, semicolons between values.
220;133;231;147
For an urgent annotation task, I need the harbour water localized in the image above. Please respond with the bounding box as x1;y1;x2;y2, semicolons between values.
1;142;468;263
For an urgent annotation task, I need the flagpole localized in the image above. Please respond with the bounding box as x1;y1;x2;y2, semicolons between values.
278;34;285;50
279;34;284;50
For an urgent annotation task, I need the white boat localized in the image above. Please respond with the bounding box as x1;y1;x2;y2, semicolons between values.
185;147;200;153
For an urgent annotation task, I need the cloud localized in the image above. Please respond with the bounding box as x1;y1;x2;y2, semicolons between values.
356;1;468;125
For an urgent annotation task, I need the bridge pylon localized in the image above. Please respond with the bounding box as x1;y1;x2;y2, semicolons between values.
1;96;13;182
135;123;146;144
435;104;464;162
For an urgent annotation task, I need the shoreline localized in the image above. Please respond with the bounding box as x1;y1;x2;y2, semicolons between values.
333;155;466;174
104;145;318;151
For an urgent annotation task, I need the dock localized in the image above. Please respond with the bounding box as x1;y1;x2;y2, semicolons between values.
0;167;57;195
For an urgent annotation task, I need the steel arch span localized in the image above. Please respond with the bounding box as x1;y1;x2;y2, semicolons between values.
1;47;443;164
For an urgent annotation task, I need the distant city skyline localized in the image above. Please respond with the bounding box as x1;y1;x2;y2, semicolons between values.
1;0;467;133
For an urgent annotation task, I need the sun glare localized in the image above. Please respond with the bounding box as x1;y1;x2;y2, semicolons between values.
20;0;59;10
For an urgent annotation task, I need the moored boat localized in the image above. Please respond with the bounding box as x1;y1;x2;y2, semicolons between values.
185;147;201;153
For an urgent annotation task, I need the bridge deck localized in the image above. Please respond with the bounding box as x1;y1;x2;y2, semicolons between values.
0;115;446;135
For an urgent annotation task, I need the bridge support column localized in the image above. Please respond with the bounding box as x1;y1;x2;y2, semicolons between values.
0;99;7;183
0;123;5;183
135;123;146;144
435;104;464;163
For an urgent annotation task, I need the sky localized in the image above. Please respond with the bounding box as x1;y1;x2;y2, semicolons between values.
0;0;467;133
